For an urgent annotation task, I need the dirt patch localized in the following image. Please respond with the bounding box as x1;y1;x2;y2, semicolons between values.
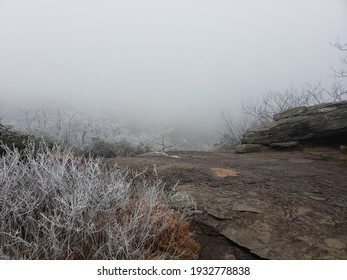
211;167;238;177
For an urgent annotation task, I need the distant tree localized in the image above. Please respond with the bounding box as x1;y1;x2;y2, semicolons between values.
331;38;347;78
215;110;254;150
152;131;177;152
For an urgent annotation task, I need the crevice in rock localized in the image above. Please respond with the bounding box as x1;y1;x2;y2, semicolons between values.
219;236;267;260
190;219;266;260
300;134;347;147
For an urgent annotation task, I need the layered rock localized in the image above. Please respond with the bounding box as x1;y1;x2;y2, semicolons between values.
241;101;347;146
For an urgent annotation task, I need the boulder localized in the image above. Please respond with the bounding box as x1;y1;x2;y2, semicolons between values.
242;101;347;146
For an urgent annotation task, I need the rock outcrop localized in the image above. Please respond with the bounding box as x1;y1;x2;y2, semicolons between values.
241;101;347;147
109;149;347;259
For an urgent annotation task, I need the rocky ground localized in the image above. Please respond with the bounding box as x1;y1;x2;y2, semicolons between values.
103;147;347;260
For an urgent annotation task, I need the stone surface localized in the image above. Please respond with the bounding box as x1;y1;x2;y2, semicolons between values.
273;106;307;121
235;144;264;153
106;148;347;260
324;238;346;250
242;101;347;146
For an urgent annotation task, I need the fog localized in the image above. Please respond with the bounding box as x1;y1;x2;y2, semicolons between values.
1;0;347;127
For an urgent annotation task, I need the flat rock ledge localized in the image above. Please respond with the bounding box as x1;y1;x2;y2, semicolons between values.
105;149;347;260
241;101;347;149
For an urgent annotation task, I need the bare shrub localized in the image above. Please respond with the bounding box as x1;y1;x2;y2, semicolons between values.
331;38;347;78
242;81;347;126
215;111;255;150
0;142;198;259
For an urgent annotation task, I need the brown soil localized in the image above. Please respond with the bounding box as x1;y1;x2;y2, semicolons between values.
103;147;347;260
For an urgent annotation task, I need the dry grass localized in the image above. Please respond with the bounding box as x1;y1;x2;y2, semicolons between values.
143;201;199;259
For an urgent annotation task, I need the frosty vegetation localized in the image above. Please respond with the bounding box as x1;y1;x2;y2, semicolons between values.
0;105;216;154
0;141;198;259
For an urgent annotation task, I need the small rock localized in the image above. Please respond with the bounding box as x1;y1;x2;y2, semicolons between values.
235;144;264;154
137;151;169;157
169;155;181;158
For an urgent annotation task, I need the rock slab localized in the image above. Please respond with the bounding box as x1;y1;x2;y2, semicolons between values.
106;149;347;260
242;101;347;146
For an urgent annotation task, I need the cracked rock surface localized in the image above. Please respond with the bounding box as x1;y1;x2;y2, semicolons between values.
104;147;347;259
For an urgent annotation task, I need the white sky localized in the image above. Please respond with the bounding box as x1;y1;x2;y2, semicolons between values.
0;0;346;126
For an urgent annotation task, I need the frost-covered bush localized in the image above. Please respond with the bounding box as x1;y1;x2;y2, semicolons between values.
0;121;56;156
0;121;33;155
0;142;198;259
85;138;151;158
